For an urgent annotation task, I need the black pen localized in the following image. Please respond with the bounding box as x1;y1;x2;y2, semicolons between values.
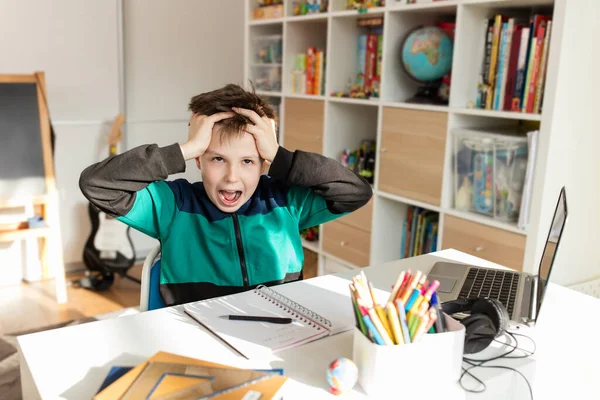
219;315;294;324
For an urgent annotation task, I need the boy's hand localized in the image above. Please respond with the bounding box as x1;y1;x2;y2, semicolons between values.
180;112;234;160
233;107;279;162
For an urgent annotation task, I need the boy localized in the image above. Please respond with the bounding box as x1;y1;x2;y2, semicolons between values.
79;84;372;306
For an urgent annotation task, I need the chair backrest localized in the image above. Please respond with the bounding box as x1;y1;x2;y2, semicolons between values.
139;244;166;311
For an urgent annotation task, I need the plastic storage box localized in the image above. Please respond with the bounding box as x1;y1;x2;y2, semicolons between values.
453;128;528;221
251;35;283;92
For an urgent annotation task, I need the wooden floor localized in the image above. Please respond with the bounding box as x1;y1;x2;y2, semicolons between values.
0;264;142;336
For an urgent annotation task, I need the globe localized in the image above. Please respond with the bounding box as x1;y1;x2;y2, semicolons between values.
326;357;358;395
402;25;453;82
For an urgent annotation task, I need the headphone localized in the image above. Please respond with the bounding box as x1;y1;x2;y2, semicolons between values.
442;298;510;354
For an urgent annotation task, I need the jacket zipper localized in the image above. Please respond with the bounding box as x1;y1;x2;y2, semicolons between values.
232;214;249;289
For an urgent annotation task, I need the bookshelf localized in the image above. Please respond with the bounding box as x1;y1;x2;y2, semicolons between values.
244;0;572;276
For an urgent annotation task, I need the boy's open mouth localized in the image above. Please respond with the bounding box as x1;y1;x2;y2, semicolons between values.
218;190;242;207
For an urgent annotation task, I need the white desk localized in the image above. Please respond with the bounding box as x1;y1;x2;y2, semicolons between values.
17;249;600;399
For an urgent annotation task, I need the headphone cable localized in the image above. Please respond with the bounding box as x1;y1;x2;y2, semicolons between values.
459;330;536;399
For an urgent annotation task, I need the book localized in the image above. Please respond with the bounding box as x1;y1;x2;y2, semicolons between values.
94;351;287;400
182;284;353;359
486;14;504;109
534;20;552;114
306;47;315;95
122;361;276;400
493;21;509;110
148;374;214;399
497;18;514;110
97;366;133;394
503;23;523;111
512;27;531;111
357;34;367;86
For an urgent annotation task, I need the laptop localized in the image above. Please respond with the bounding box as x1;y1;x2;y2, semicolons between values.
428;186;568;324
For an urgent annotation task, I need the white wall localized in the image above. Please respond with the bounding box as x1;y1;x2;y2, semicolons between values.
124;0;245;255
0;0;244;268
524;0;600;287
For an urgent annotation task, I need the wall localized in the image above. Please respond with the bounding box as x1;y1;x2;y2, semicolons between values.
124;0;245;255
0;0;244;270
524;0;600;287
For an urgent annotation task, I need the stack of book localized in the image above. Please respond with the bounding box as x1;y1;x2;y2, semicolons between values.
355;24;383;99
330;16;383;99
292;47;326;95
400;206;439;259
477;13;553;114
93;351;287;399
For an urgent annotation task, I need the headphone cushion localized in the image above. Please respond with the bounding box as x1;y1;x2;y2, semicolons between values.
461;313;497;354
471;298;509;336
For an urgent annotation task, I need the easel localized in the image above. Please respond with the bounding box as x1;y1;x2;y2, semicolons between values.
0;72;67;303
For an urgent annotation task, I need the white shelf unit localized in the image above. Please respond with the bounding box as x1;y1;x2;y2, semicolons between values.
245;0;583;278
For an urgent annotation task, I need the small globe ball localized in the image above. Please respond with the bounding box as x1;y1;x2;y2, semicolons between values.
326;357;358;395
401;26;454;82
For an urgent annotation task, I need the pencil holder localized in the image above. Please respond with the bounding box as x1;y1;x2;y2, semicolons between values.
352;314;465;397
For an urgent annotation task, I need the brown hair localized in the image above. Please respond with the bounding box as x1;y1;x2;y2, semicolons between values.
188;83;277;139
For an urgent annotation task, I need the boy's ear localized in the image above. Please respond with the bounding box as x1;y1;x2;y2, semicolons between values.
195;156;201;170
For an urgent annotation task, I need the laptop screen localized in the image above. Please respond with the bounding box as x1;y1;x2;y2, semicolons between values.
534;186;567;320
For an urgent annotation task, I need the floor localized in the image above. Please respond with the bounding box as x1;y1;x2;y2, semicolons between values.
0;264;142;335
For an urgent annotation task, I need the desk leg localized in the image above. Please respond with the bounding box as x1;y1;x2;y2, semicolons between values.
19;351;42;400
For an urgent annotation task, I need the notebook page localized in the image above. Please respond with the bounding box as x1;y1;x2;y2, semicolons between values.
271;274;390;335
183;290;328;358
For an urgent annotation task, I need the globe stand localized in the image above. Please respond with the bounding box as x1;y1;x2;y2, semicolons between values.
406;81;448;105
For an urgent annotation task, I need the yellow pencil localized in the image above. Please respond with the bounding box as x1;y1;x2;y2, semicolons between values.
386;302;404;345
367;307;394;345
375;303;394;341
413;313;431;342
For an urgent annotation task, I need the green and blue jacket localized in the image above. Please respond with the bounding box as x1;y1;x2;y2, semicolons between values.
79;143;372;306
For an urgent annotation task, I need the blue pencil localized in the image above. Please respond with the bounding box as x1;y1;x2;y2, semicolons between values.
404;288;420;312
362;314;385;345
396;299;411;344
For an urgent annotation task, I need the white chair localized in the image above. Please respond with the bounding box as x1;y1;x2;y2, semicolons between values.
139;244;164;311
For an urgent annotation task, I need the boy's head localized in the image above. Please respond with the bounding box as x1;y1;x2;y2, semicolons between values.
188;84;276;213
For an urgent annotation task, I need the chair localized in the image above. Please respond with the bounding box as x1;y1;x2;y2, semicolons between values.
139;244;166;311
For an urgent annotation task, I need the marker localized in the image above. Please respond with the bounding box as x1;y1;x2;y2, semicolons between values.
431;292;447;333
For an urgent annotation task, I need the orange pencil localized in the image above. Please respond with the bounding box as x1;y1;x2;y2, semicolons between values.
401;271;422;304
387;271;406;306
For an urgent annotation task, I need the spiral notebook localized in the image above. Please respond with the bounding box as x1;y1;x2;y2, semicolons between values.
183;284;353;359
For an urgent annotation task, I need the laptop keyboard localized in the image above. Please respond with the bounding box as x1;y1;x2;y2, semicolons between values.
458;268;520;316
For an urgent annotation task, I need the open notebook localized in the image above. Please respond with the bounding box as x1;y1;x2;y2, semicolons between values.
183;284;353;359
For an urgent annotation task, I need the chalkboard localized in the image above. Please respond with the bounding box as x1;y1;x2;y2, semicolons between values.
0;77;50;199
